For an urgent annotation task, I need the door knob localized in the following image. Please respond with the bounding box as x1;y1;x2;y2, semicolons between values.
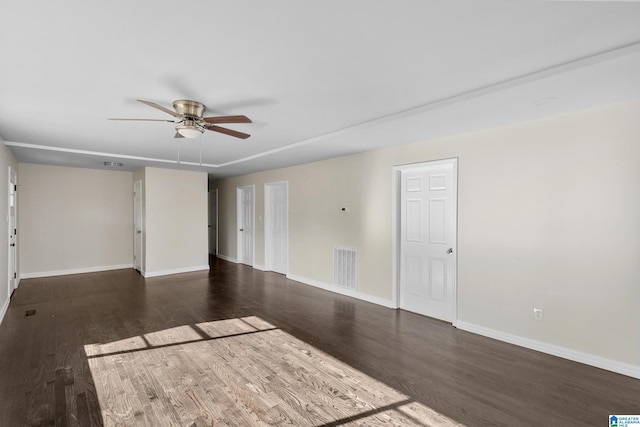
446;248;453;254
239;228;244;232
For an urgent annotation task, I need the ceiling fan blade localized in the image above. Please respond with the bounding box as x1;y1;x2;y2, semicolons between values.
108;118;176;122
174;132;184;139
202;115;252;124
205;124;250;139
137;99;182;118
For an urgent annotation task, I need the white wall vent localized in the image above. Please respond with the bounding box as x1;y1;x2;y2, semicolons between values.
333;247;357;290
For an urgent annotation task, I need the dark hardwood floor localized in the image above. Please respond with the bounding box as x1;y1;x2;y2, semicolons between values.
1;258;638;426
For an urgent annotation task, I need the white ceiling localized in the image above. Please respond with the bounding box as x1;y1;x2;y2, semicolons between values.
1;1;640;178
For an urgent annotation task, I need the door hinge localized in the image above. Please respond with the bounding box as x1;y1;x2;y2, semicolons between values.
14;272;17;279
14;228;16;235
14;185;17;192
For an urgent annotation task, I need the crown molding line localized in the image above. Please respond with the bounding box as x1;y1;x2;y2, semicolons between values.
4;141;227;169
4;141;181;165
6;40;640;171
214;40;640;167
4;141;225;169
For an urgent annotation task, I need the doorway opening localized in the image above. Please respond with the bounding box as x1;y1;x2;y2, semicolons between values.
208;189;218;263
265;182;288;274
8;167;17;297
236;185;255;266
133;180;143;273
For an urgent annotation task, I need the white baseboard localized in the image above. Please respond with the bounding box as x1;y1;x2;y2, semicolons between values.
254;264;267;272
21;264;133;279
287;273;396;309
216;254;237;263
456;320;640;380
143;265;209;278
0;295;9;326
210;259;639;379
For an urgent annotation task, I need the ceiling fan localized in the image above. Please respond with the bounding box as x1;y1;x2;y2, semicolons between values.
109;99;252;139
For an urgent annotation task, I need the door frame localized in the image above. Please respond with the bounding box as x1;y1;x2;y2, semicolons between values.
264;181;288;274
208;189;218;256
391;158;458;325
133;179;143;273
7;166;18;296
236;185;255;266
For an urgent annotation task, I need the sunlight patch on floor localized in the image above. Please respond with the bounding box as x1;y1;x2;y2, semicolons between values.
144;325;202;346
85;335;147;357
85;316;464;426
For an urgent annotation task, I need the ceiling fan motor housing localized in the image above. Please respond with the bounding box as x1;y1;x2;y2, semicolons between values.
173;99;205;118
173;100;206;137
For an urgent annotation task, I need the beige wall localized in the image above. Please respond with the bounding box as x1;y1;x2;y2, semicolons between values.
144;167;208;275
15;164;207;280
0;141;19;323
211;102;640;371
18;164;133;276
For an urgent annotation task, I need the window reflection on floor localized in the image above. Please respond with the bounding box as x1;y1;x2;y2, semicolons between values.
85;316;463;426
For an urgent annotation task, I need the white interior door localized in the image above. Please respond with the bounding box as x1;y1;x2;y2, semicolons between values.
208;190;217;255
399;159;457;322
237;186;254;266
133;180;142;272
8;167;17;295
265;182;288;274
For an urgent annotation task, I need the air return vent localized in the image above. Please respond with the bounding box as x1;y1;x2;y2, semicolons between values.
333;247;357;290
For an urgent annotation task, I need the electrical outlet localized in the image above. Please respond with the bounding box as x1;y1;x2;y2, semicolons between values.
533;308;544;321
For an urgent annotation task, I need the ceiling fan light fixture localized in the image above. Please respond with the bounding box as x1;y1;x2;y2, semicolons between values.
176;120;204;139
